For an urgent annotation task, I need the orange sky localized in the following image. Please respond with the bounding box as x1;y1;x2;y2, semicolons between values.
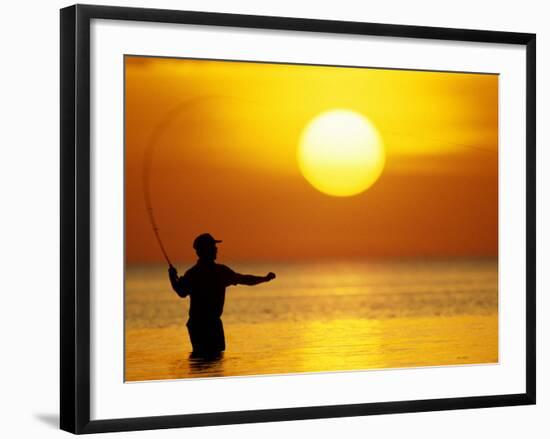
125;56;498;263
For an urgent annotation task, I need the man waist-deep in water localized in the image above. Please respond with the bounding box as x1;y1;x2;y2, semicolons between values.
169;233;276;358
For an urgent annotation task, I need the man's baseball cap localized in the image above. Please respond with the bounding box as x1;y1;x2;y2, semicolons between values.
193;233;222;250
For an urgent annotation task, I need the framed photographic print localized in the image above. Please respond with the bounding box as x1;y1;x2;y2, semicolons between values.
60;4;536;434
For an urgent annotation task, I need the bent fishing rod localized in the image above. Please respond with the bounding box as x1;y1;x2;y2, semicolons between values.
142;102;188;268
142;95;262;268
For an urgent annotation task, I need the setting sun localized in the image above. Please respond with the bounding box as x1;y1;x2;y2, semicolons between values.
297;109;385;197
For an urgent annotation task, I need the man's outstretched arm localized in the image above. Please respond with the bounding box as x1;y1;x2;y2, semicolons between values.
235;272;276;286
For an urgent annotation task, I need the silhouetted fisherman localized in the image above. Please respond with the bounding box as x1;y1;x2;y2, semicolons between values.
169;233;276;358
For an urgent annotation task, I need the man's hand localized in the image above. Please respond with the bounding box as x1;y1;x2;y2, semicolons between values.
265;272;276;281
168;265;189;298
168;265;178;278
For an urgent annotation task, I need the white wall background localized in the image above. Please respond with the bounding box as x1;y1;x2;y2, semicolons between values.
0;0;546;437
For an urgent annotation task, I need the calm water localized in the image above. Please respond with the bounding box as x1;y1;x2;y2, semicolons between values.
125;258;498;381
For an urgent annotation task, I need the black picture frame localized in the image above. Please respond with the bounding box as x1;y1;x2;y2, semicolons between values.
60;4;536;434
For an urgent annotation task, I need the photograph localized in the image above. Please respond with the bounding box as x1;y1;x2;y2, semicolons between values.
124;55;499;382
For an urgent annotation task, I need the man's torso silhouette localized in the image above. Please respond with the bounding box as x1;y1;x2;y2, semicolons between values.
180;261;237;320
176;260;238;356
